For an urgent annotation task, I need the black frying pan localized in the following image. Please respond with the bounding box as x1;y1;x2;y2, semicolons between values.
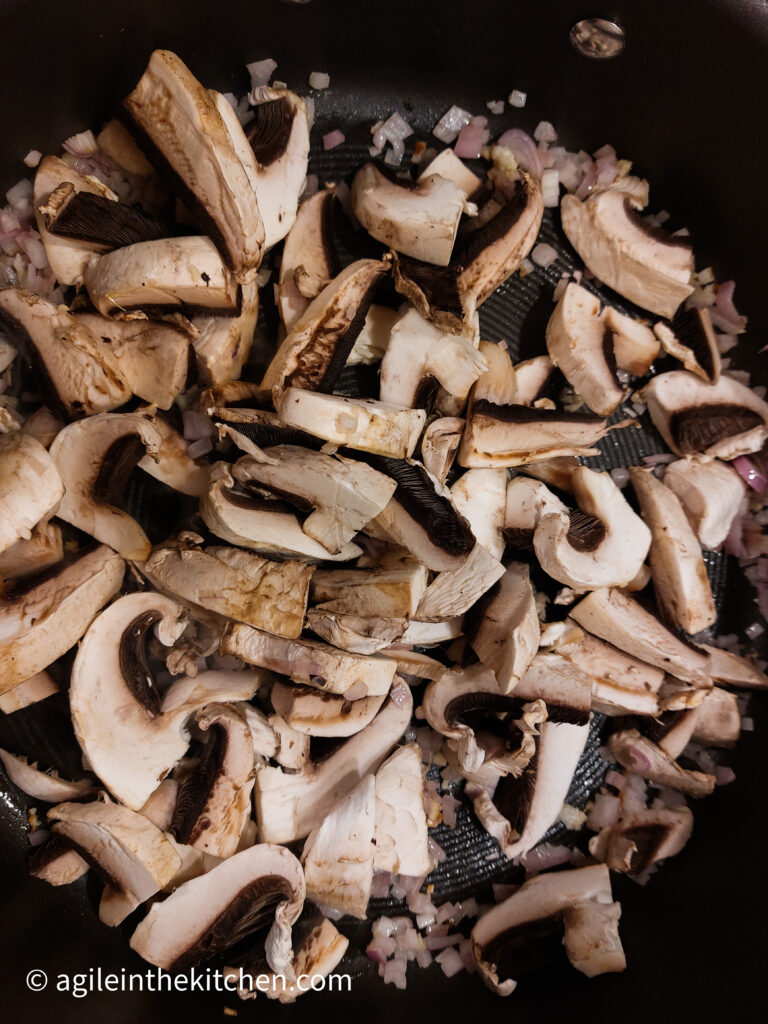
1;1;767;1020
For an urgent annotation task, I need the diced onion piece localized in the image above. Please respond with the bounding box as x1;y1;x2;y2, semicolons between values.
246;58;277;89
531;242;558;268
323;129;346;151
433;105;472;144
508;89;527;108
534;120;557;143
309;71;330;90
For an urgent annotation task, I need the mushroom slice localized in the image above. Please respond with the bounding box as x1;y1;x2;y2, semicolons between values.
570;588;712;686
306;610;407;655
467;562;540;692
171;703;255;859
221;622;397;698
520;456;579;492
311;559;429;618
301;774;376;919
84;236;239;319
130;843;305;976
271;681;387;737
663;457;746;550
607;729;715;797
254;683;412;843
456;172;545;308
546;282;626;415
74;312;189;410
278;388;426;459
0;748;93;802
559;630;664;716
200;463;363;562
262;259;388;399
415;542;505;622
0;288;130;420
122;49;265;282
560;187;694;317
641;370;768;459
49;412;162;560
191;280;259;386
691;687;741;747
0;545;124;695
450;468;508;559
379;309;488;410
630;467;716;633
503;476;568;547
348;304;401;364
698;644;768;690
0;432;63;555
533;467;651;590
278;188;339;330
211;406;323;452
380;648;447;680
391;253;473;339
419;148;483;196
0;670;59;713
513;355;558;406
49;799;181;913
42;182;171;249
29;837;89;886
137;410;210;497
589;805;693;877
352;163;466;266
140;543;312;639
231;446;396;555
421;417;464;484
654;306;720;383
604;306;660;376
471;865;624;995
373;743;431;877
401;617;463;646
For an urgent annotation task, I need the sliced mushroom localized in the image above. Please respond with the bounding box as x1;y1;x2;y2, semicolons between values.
311;557;429;618
130;843;305;976
467;562;540;692
136;410;211;497
629;467;716;633
306;610;407;655
373;743;431;877
221;622;397;698
513;355;558;406
84;236;239;319
503;476;568;547
421;416;464;484
0;670;59;714
450;468;508;559
641;370;768;459
0;288;130;419
603;305;660;376
559;630;664;716
561;186;694;317
0;545;124;695
122;49;265;282
0;747;93;802
401;617;464;646
20;406;65;449
419;148;482;196
254;683;412;843
0;432;63;555
699;644;768;690
29;836;90;886
415;541;505;622
570;588;712;686
663;457;747;550
520;456;580;492
277;388;426;459
271;681;387;737
140;543;313;639
191;280;259;386
348;304;400;364
471;864;624;995
278;188;339;330
262;259;388;399
533;467;652;590
607;729;716;797
589;804;694;877
352;163;467;266
49;412;161;560
42;182;171;250
691;687;741;747
654;306;720;383
391;252;473;339
211;405;323;452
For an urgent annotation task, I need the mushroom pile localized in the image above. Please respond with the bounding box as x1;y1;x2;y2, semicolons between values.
1;49;766;1002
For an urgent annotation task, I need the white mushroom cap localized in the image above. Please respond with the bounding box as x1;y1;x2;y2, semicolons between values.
373;743;431;877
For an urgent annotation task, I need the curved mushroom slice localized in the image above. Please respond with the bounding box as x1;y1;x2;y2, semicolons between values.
607;729;715;797
513;355;558;406
122;49;265;282
192;280;259;386
270;715;311;771
533;467;651;590
352;164;467;266
589;805;694;878
471;865;624;995
380;647;447;680
75;312;189;410
311;559;429;618
130;843;305;976
212;406;324;453
0;545;124;695
699;644;768;690
570;588;712;686
630;467;716;634
546;282;626;415
140;544;312;639
391;253;472;339
401;617;463;646
0;748;93;802
0;670;59;713
379;309;488;411
641;370;768;459
374;743;431;877
42;182;170;252
691;687;741;747
0;288;130;420
262;259;388;399
33;155;119;287
663;457;746;550
456;172;544;308
348;304;400;364
221;622;397;698
278;388;426;459
254;683;412;843
301;774;376;919
278;189;338;330
306;610;407;655
271;681;387;737
200;464;362;562
559;630;664;716
416;542;505;622
136;410;210;497
49;412;162;560
561;187;694;317
654;306;720;384
231;446;396;555
49;800;182;917
520;456;579;492
421;417;464;484
450;468;508;559
504;476;568;548
0;432;63;555
604;305;660;376
29;837;90;887
171;703;255;859
84;236;239;319
467;562;540;692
